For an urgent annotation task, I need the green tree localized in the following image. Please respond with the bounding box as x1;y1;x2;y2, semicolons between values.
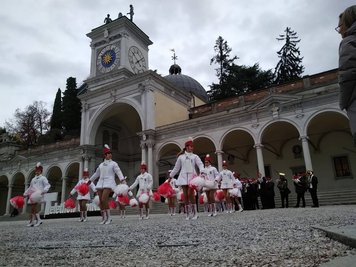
62;77;81;136
208;36;238;101
5;101;50;148
50;88;63;131
227;64;274;96
274;27;304;85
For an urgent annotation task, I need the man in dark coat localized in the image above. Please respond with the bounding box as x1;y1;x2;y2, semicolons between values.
307;170;319;207
293;172;308;208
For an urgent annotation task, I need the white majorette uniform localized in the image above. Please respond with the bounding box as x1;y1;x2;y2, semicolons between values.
202;165;219;190
129;171;153;198
170;151;204;186
70;178;97;200
24;174;51;204
233;178;243;198
89;159;125;189
218;169;235;189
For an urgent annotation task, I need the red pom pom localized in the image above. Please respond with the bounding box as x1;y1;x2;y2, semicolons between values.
64;198;76;209
10;196;25;209
108;199;117;209
76;183;89;196
152;192;161;202
198;195;204;205
157;182;175;198
215;190;225;201
118;195;129;205
117;195;130;206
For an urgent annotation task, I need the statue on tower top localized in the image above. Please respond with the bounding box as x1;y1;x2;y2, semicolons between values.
104;14;112;24
127;5;134;21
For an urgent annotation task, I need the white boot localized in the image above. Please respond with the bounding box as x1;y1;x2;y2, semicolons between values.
26;214;34;227
139;208;143;220
34;213;42;227
78;211;83;222
208;204;213;216
104;210;112;224
238;204;243;212
212;203;217;217
144;208;150;219
99;210;107;224
185;205;190;220
172;207;176;216
191;204;198;220
83;211;88;222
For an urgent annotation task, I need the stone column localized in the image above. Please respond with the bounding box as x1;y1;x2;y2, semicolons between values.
61;177;67;204
5;184;13;215
254;143;265;177
147;140;154;173
140;142;147;164
22;183;29;215
216;150;224;171
300;135;313;171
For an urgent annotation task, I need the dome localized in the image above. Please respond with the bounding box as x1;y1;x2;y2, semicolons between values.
164;64;209;102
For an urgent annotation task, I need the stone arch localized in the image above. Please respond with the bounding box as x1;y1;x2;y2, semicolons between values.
11;172;25;195
64;162;80;201
260;120;301;178
220;128;256;177
86;101;143;181
46;165;63;202
193;136;217;163
87;101;143;145
156;142;181;187
305;109;351;152
304;110;355;191
0;175;9;215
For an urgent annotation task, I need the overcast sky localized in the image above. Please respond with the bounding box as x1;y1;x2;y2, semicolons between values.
0;0;353;128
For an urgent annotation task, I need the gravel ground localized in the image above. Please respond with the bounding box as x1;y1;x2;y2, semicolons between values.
0;205;356;267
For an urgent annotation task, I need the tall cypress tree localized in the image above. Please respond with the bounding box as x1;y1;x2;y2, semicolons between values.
50;88;63;130
208;36;238;101
62;77;81;136
274;27;304;85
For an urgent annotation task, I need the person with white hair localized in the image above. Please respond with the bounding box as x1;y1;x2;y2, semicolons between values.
23;162;51;227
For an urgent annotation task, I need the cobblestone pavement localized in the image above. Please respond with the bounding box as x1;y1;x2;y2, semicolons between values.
0;205;356;266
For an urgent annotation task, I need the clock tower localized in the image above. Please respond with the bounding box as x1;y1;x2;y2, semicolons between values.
87;15;153;79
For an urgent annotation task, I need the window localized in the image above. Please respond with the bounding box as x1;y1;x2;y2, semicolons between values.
333;155;352;178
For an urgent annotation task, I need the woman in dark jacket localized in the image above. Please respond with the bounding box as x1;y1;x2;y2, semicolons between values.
337;5;356;145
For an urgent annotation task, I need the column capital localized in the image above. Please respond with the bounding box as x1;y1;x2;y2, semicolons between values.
215;150;224;155
254;143;264;149
299;135;309;141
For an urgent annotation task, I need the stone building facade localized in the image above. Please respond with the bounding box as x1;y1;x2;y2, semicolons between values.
0;16;354;216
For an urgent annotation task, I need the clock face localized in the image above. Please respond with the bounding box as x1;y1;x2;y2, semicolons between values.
96;45;120;73
128;46;147;74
